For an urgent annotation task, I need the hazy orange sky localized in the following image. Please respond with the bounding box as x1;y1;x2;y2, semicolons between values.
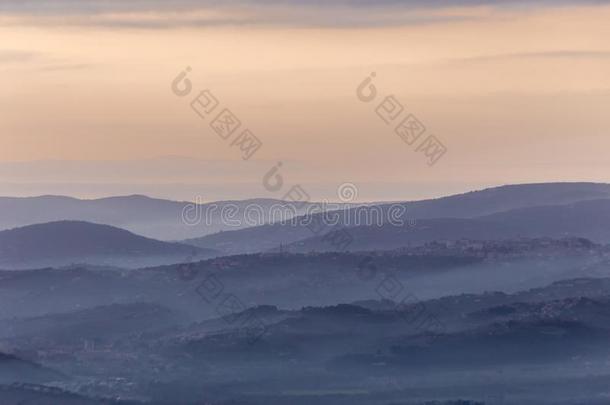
2;1;610;201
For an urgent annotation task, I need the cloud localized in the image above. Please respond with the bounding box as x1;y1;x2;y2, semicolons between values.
1;0;610;29
451;51;610;64
1;1;609;15
0;50;39;63
0;50;92;72
0;12;477;30
37;63;95;72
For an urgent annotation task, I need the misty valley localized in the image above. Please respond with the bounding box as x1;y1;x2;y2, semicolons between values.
0;184;610;404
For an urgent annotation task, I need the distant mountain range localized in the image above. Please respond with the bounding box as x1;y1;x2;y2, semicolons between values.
4;182;610;267
0;195;323;240
388;182;610;218
0;221;217;270
287;198;610;252
0;353;62;385
1;238;606;320
186;182;610;254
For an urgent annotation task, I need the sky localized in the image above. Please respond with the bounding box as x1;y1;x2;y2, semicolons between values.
2;0;610;202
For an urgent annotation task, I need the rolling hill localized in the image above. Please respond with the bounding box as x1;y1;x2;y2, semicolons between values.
185;183;610;254
287;198;610;252
0;221;217;270
0;353;63;385
0;195;322;240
